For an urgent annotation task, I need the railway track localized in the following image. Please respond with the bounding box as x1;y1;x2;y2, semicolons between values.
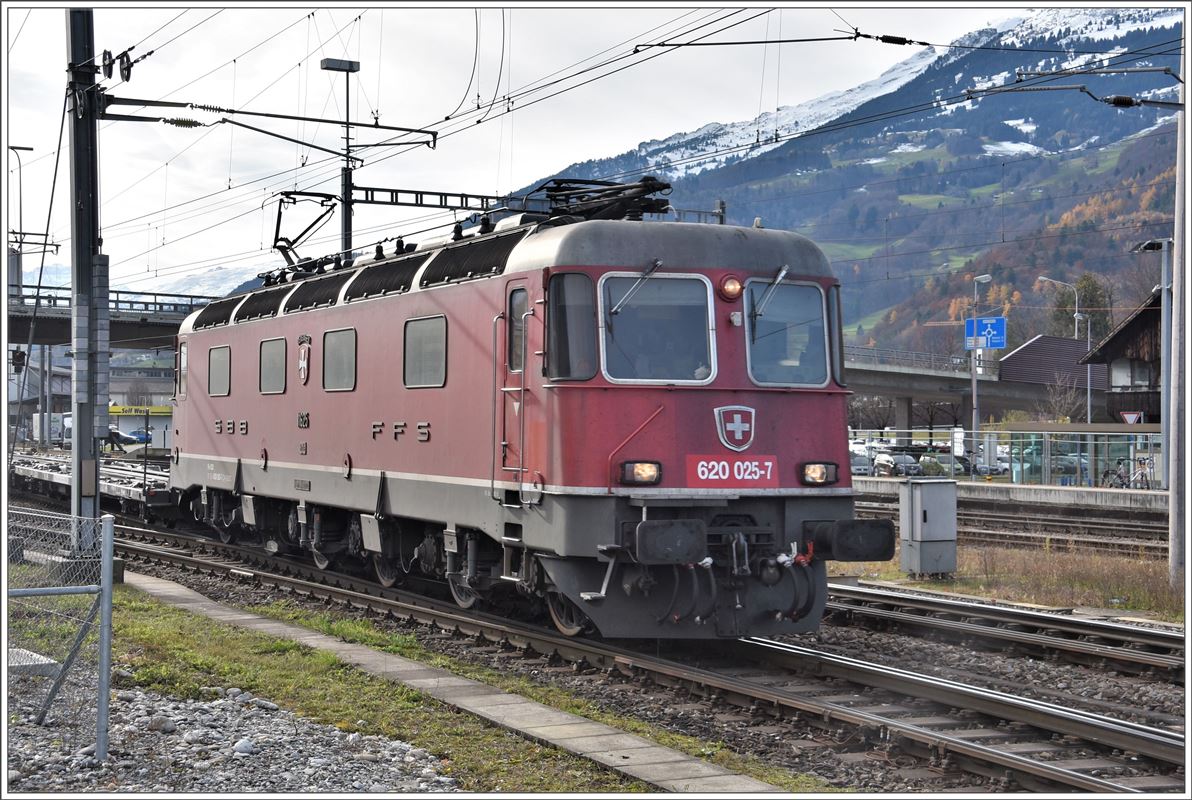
105;523;1184;793
855;502;1169;558
824;583;1184;679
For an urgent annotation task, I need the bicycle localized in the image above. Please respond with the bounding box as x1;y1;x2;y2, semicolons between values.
1099;457;1152;489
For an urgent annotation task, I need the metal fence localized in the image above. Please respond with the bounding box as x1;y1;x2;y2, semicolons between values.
850;428;1166;488
7;508;114;760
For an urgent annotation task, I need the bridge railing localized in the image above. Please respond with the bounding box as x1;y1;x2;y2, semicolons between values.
844;345;997;375
8;285;218;315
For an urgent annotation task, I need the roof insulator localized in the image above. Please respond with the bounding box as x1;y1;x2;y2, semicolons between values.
394;238;404;255
452;223;463;241
375;244;384;259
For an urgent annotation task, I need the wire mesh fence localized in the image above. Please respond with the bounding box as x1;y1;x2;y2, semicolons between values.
7;507;114;759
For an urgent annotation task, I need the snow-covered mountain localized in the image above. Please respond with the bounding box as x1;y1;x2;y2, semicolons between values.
629;41;950;180
554;6;1182;183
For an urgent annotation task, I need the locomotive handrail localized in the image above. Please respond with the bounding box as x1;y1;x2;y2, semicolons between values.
489;312;505;504
517;307;536;506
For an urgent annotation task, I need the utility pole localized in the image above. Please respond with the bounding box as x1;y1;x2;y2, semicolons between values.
66;9;109;528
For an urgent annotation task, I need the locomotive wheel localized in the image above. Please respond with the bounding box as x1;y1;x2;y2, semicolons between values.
447;575;481;610
546;591;590;637
373;553;400;588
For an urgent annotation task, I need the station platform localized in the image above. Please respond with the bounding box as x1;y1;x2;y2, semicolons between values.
853;477;1168;515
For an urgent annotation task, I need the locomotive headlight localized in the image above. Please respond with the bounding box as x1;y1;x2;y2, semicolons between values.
717;275;743;301
620;461;662;485
800;462;839;485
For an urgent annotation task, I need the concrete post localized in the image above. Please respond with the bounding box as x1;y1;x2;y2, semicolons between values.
893;396;913;446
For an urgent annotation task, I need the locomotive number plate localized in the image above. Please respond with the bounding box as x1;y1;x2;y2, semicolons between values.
686;455;779;488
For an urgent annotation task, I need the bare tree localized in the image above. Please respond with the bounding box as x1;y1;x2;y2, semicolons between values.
126;380;154;406
848;394;894;431
1037;371;1084;422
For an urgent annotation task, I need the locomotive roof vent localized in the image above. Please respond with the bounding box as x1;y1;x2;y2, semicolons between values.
343;251;432;302
192;296;242;330
418;229;529;289
234;284;293;322
284;270;356;314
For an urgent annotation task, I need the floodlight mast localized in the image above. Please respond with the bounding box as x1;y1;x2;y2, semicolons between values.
321;58;361;255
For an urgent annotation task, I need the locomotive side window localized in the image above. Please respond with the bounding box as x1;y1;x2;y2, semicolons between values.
547;273;598;381
404;316;447;388
507;289;528;372
600;274;713;383
177;341;188;398
208;346;231;396
322;328;356;391
259;337;286;394
744;281;828;386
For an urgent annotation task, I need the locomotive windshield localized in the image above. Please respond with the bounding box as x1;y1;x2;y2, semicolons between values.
745;281;829;386
600;275;713;382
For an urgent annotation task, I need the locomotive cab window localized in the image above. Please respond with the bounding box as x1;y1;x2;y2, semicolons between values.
404;315;447;388
177;341;188;398
547;273;597;381
259;337;286;394
745;280;829;386
508;288;528;372
600;274;714;383
208;345;230;396
322;328;356;391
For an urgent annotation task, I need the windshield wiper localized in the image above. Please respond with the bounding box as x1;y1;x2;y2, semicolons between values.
751;264;788;321
609;258;663;316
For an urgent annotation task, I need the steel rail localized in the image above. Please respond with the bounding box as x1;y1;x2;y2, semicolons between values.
829;583;1183;652
742;638;1185;766
824;599;1182;673
111;531;1182;793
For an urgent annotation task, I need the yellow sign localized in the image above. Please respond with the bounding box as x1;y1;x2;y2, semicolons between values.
109;405;172;416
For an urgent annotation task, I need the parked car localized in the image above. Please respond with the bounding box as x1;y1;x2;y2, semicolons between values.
108;428;138;446
874;453;923;477
850;454;872;476
128;428;152;443
932;453;975;475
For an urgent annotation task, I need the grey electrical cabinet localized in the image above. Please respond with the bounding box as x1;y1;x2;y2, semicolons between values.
899;478;957;576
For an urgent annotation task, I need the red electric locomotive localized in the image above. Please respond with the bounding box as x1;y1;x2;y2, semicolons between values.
170;180;893;639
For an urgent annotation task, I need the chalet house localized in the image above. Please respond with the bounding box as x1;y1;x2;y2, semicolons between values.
1079;290;1161;424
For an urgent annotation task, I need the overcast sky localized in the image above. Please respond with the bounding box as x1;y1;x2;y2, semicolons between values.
5;3;1043;293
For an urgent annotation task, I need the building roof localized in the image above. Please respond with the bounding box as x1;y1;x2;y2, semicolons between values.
1079;290;1161;365
998;334;1107;389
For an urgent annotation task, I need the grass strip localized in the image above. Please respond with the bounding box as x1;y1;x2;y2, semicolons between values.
114;586;836;792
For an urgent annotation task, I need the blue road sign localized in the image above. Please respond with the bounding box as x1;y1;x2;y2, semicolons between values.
965;316;1006;350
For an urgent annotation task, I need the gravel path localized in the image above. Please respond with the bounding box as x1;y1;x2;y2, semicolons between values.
6;679;457;793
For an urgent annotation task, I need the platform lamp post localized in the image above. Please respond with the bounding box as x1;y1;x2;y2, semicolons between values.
320;57;360;256
970;274;992;470
1129;238;1173;491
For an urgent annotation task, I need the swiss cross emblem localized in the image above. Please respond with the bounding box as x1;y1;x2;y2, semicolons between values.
297;334;312;385
715;405;755;452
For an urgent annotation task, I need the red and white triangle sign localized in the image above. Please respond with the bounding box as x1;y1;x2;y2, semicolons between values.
1120;411;1144;424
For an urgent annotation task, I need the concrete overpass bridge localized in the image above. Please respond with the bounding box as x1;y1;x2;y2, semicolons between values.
8;288;1085;419
843;345;1103;426
7;285;217;350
